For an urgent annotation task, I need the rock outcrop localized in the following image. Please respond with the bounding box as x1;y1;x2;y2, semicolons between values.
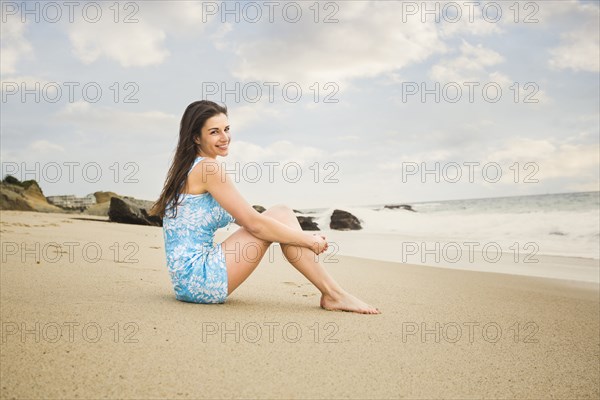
329;209;362;230
108;197;162;227
253;205;266;213
383;204;416;212
0;178;62;213
0;184;35;211
297;216;320;231
94;191;120;204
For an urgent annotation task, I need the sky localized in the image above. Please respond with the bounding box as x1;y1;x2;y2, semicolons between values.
1;0;599;209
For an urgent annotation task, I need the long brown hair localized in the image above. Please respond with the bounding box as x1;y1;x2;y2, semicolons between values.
149;100;228;219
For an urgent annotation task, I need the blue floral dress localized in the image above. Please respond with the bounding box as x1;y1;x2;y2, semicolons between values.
162;156;236;304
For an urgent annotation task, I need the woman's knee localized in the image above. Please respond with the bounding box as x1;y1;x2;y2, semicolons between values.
263;204;289;218
270;204;294;215
265;204;300;228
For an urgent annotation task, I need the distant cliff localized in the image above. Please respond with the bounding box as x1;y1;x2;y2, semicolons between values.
0;177;62;212
0;176;155;216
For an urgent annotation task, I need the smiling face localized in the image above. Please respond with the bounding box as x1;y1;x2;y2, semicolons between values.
194;113;230;158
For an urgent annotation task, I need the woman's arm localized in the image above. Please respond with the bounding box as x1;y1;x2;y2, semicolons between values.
195;158;314;248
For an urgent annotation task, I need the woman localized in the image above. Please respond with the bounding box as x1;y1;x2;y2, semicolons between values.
150;100;380;314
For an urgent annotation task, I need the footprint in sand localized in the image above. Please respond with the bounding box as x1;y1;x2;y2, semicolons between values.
293;292;318;297
283;282;318;297
282;281;312;287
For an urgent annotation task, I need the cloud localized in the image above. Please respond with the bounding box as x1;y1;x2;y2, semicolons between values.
54;101;179;136
536;0;592;21
228;101;282;132
376;149;454;171
225;2;447;87
438;1;503;38
0;16;34;75
0;75;51;95
548;23;600;72
29;140;66;154
1;140;66;165
211;22;234;50
430;40;504;82
547;1;600;72
374;134;600;188
65;2;214;67
226;139;325;167
336;135;360;142
68;22;169;67
330;149;360;158
486;138;599;181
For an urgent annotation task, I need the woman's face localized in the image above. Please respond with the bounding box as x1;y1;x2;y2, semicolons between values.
195;113;230;158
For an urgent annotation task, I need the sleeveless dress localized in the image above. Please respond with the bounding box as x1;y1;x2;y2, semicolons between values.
162;156;236;304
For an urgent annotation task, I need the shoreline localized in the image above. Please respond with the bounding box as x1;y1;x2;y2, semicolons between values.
227;225;600;284
3;209;598;284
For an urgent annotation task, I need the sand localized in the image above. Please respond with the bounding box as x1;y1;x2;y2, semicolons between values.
1;210;598;399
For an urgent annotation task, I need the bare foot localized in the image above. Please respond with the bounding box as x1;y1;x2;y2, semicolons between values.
320;290;381;314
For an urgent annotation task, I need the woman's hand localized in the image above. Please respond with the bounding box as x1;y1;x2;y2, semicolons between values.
305;233;329;255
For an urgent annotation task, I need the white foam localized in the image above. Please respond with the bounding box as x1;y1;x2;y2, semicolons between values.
310;206;599;260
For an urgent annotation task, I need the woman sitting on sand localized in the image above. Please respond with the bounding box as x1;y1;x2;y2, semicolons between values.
150;100;380;314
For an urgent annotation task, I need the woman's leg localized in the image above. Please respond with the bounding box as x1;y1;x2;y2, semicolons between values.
222;205;293;294
221;218;273;296
222;204;380;314
271;205;381;314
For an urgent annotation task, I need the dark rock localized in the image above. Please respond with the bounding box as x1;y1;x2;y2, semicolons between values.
383;204;416;212
297;216;320;231
330;209;362;230
253;205;266;213
108;197;162;227
293;209;302;213
142;208;164;227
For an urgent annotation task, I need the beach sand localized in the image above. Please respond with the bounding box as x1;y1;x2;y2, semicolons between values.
1;210;598;399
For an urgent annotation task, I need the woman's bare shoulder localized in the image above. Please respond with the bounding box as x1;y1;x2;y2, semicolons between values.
186;157;218;194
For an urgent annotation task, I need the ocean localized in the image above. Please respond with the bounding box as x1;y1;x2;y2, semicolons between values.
299;191;600;260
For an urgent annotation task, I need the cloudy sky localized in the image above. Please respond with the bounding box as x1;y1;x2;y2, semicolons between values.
1;0;598;209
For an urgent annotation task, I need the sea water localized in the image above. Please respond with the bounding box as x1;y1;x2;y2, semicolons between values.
297;192;599;283
301;192;599;259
